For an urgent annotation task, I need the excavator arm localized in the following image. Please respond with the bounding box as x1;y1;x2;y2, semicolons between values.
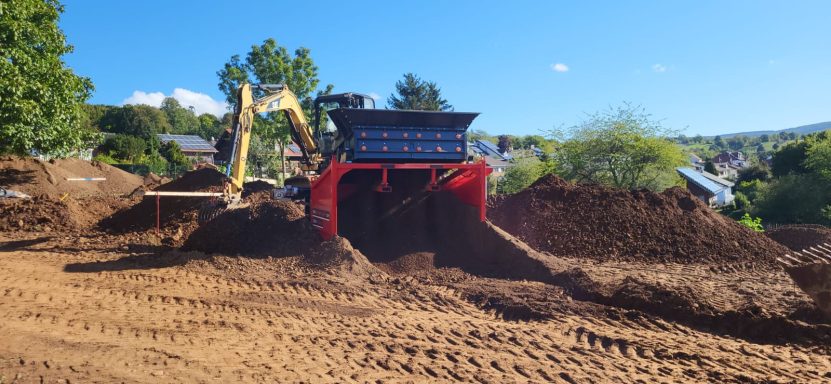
225;83;319;201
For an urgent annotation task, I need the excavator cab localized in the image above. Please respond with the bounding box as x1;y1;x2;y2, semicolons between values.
313;93;375;161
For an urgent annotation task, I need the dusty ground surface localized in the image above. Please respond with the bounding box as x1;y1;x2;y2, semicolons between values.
2;162;830;383
1;231;830;383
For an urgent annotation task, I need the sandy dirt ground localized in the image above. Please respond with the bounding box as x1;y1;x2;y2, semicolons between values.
2;232;830;383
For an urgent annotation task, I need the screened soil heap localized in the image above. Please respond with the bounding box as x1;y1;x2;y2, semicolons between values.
182;199;319;257
766;224;831;251
488;174;789;265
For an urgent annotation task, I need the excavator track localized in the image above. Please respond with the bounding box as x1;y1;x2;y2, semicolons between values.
778;242;831;318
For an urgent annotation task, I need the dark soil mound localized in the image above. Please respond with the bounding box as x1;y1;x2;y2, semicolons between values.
0;196;77;232
339;190;556;282
766;225;831;251
241;180;273;198
0;156;143;198
489;174;788;265
99;168;225;233
182;199;319;256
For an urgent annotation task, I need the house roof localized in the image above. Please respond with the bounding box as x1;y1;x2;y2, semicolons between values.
285;143;302;158
689;153;703;163
676;167;729;195
699;170;735;188
157;134;218;153
470;140;512;161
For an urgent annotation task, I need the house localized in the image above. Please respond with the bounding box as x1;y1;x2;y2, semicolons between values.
689;153;704;171
676;167;735;207
157;134;218;164
469;140;513;174
712;151;748;168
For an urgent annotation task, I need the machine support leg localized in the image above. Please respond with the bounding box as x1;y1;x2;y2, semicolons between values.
156;194;161;234
379;168;391;192
429;168;440;191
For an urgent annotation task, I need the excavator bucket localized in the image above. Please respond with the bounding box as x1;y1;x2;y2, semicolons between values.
779;243;831;319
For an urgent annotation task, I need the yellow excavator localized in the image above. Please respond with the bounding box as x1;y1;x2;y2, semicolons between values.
222;83;322;204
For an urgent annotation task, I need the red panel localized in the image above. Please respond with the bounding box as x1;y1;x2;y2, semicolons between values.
310;161;339;240
310;159;492;239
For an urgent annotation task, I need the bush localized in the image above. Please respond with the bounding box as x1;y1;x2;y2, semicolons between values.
737;213;764;232
159;141;190;168
734;191;750;210
752;173;831;225
498;157;544;194
100;134;146;162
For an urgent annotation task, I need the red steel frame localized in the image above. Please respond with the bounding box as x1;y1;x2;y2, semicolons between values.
310;158;492;240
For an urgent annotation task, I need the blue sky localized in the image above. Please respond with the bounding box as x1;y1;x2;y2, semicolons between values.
60;0;829;136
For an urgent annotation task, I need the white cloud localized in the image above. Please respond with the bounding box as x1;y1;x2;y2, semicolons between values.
652;63;667;73
368;92;381;101
550;63;569;73
122;88;229;117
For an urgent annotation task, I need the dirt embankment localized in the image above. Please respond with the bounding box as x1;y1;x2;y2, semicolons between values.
489;174;789;266
0;157;144;231
766;224;831;251
0;156;143;197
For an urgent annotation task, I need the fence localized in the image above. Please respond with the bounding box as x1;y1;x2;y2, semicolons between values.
112;164;190;179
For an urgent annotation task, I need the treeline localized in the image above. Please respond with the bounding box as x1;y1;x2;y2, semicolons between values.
81;99;230;173
677;132;800;161
730;130;831;225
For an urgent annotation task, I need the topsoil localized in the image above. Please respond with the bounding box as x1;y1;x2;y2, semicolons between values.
766;224;831;251
0;157;145;231
0;156;143;198
489;174;789;265
182;198;318;257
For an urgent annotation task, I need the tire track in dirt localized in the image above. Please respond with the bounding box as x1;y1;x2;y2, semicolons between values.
2;244;830;383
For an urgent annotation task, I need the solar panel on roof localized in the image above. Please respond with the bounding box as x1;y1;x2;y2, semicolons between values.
676;167;725;194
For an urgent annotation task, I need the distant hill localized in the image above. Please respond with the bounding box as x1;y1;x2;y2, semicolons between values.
718;121;831;139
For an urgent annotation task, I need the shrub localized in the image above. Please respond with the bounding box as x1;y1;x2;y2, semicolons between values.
737;213;764;232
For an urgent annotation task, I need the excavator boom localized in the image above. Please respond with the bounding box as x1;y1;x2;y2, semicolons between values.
225;84;318;200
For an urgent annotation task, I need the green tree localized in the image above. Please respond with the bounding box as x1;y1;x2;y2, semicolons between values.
193;113;222;141
760;134;770;143
704;160;717;174
549;103;686;191
468;129;495;143
753;173;831;225
771;140;810;177
0;0;96;156
160;97;198;135
387;73;452;111
737;164;770;184
217;38;332;181
497;135;512;153
498;157;544;194
104;104;171;139
805;138;831;181
159;141;189;169
713;135;725;149
100;134;146;162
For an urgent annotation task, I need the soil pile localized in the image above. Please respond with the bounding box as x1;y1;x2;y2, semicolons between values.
339;190;556;282
241;180;273;198
0;196;76;232
0;156;143;198
99;168;225;233
182;199;319;256
766;225;831;251
489;174;788;265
